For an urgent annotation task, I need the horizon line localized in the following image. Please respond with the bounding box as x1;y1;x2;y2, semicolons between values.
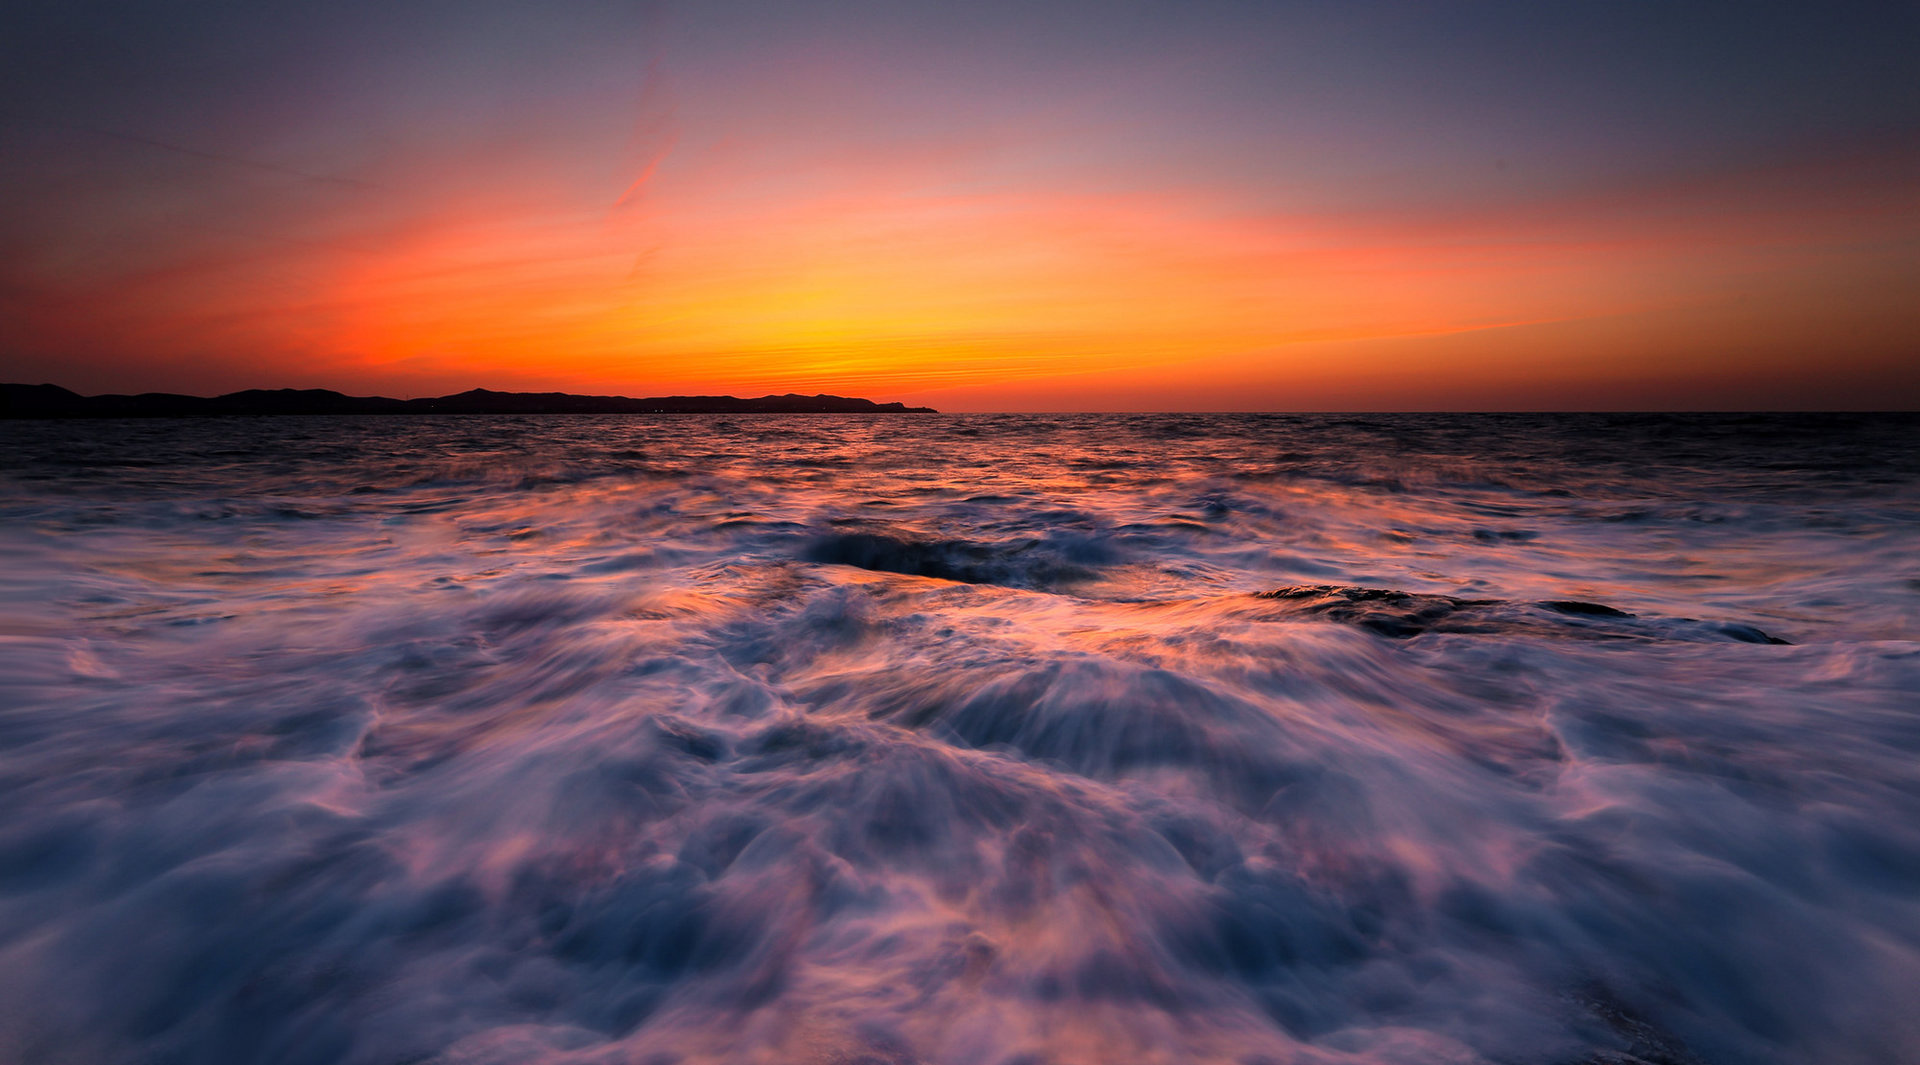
5;382;1915;417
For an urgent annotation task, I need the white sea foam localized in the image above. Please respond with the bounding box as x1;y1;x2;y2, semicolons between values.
1;413;1916;1064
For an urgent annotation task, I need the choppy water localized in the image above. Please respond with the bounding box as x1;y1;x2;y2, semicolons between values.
2;413;1918;1065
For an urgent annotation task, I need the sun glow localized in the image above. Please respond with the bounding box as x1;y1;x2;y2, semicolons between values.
242;150;1888;409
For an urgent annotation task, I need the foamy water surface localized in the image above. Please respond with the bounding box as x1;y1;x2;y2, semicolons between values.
2;413;1917;1065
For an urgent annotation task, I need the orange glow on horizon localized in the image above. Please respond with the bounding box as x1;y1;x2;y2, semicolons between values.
9;143;1918;409
7;3;1920;410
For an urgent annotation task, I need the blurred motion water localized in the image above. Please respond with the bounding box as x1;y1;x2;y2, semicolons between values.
2;413;1917;1065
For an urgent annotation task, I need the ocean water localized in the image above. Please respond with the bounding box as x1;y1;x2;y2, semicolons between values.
2;413;1917;1065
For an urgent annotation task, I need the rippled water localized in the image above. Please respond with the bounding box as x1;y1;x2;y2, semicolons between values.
3;413;1918;1065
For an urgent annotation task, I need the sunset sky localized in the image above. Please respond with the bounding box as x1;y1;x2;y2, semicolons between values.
2;1;1916;410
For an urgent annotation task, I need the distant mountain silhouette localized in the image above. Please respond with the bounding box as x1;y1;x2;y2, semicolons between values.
1;384;936;418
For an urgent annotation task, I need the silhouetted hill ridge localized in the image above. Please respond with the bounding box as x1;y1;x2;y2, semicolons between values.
0;384;936;418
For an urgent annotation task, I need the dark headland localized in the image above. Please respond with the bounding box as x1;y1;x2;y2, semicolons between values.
1;384;936;418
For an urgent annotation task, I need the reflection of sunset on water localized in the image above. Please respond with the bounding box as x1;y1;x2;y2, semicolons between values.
3;414;1916;1062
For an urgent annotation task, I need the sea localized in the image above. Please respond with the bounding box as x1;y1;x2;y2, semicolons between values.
2;413;1917;1065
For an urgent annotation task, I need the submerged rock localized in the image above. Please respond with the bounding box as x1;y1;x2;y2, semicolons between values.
1541;600;1635;618
1252;585;1500;638
1253;585;1789;644
802;530;1110;589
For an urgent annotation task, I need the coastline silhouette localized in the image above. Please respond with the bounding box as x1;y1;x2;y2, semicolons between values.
1;383;937;418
